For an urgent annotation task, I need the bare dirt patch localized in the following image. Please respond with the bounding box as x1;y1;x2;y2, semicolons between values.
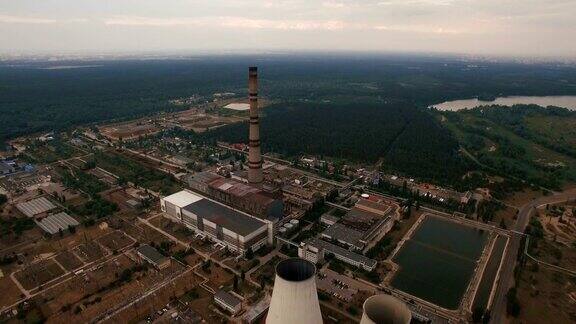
15;259;66;290
54;251;84;272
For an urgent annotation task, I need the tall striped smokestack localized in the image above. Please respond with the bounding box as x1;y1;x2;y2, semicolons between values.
248;66;263;185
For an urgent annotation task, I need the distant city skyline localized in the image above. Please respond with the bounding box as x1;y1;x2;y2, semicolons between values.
1;0;575;58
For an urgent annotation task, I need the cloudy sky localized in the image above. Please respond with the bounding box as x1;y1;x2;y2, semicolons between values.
1;0;575;57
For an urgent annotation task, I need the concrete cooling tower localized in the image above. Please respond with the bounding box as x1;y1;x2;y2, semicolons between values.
360;294;412;324
266;258;322;324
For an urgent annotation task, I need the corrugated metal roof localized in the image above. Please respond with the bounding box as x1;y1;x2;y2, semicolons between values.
16;197;57;217
214;290;242;307
182;195;266;236
36;212;79;235
310;238;377;269
322;223;365;248
136;244;168;265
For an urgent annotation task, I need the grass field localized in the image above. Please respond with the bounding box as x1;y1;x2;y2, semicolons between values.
96;231;135;252
439;112;576;189
514;261;576;324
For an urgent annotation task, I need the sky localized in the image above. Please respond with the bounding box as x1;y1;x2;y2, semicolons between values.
1;0;575;58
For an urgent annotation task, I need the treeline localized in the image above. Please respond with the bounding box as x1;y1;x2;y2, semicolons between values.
204;101;469;184
3;56;576;145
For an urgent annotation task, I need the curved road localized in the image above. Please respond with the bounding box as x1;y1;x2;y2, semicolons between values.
490;189;576;324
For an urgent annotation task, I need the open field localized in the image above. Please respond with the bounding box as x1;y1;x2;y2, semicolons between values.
198;262;234;291
513;261;576;324
99;120;162;141
149;216;195;245
73;242;106;263
0;276;24;307
54;251;84;272
96;231;135;252
15;259;66;290
439;107;576;189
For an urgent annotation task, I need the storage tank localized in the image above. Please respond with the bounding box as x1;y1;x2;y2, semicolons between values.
284;223;294;231
267;258;322;324
290;219;299;226
360;294;411;324
278;227;287;236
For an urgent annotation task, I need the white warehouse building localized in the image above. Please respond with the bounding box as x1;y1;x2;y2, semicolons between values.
161;190;273;254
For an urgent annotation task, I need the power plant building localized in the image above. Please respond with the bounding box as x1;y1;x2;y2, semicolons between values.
184;171;283;221
161;190;272;254
300;238;377;272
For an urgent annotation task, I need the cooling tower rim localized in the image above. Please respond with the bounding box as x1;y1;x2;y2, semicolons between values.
275;258;317;282
362;294;412;324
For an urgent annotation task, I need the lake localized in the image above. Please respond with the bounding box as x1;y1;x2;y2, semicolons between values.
391;215;488;309
431;95;576;111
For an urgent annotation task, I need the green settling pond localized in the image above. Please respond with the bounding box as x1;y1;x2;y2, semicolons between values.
391;215;488;309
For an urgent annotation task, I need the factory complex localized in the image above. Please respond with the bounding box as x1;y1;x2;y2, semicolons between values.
161;190;272;254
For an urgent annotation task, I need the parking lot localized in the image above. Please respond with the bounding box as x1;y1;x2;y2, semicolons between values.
317;269;376;303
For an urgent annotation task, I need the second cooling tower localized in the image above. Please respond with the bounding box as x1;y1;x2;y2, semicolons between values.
360;294;412;324
266;258;322;324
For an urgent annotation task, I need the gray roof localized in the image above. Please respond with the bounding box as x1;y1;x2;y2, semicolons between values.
0;162;15;173
16;197;57;217
320;214;339;223
136;244;168;265
310;238;377;269
189;171;223;185
214;290;242;308
322;223;365;248
183;199;266;236
35;212;79;235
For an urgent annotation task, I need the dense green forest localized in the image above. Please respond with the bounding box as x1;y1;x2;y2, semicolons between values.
2;55;576;186
2;54;576;145
203;100;469;184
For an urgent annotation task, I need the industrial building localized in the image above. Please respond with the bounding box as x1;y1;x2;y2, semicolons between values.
0;161;15;175
321;223;365;251
160;190;272;254
35;212;79;235
213;289;242;315
300;238;377;272
16;197;57;218
184;171;283;221
136;244;171;270
320;214;339;226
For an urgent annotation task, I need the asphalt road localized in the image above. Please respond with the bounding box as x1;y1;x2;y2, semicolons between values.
490;190;576;324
